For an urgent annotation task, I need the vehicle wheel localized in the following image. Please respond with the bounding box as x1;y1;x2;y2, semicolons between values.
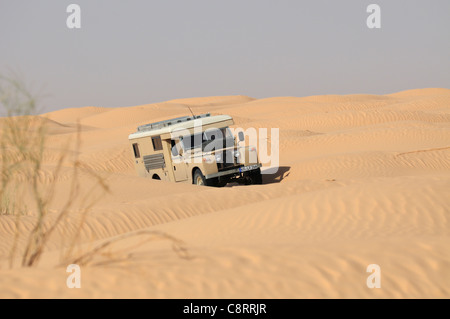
193;169;207;186
216;178;228;187
249;168;262;185
205;177;227;187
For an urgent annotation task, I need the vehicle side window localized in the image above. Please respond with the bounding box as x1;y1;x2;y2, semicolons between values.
182;133;203;150
171;140;179;156
132;143;140;158
152;136;163;151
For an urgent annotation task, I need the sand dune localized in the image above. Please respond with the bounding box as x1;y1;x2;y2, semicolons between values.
0;89;449;298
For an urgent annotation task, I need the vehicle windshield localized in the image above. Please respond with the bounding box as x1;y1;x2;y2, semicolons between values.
204;127;232;141
181;127;233;151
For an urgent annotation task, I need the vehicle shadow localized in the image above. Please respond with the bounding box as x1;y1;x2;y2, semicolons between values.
261;166;291;184
225;166;291;187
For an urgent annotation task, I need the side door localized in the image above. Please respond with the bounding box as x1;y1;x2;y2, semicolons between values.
171;139;188;182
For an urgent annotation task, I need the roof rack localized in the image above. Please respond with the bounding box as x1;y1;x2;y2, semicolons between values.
137;113;211;132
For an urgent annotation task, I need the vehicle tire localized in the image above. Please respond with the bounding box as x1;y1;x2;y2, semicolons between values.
193;169;207;186
208;177;226;187
216;178;228;187
249;168;262;185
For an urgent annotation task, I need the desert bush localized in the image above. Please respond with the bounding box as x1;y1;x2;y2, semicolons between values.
0;74;110;267
1;74;188;268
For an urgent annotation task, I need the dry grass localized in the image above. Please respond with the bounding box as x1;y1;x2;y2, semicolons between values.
69;230;190;267
1;74;186;268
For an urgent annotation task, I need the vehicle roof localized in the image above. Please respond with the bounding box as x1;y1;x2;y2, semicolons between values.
128;114;233;140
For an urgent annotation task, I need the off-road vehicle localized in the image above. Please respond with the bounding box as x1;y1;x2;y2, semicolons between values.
128;113;262;186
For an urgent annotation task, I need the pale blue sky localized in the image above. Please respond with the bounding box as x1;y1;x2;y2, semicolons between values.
1;0;449;113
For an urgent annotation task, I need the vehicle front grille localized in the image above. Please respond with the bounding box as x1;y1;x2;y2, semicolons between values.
216;150;239;171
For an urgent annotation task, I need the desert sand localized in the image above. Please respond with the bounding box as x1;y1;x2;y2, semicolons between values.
0;88;449;298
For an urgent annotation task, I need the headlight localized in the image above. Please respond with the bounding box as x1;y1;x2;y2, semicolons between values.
234;151;240;158
215;153;222;162
202;156;214;163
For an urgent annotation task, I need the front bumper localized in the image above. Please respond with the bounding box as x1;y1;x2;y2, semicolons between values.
205;164;261;180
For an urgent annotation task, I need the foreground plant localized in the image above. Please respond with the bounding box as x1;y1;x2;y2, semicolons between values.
1;74;188;268
0;74;110;267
